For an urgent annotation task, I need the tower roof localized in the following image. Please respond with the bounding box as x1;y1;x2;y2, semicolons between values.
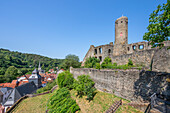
115;16;128;22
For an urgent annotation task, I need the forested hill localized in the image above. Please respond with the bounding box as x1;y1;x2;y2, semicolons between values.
0;48;64;77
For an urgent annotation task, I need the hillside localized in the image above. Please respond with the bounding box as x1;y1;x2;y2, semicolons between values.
12;90;142;113
0;48;64;82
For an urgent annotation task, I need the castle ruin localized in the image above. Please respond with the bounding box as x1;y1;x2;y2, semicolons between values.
82;16;170;72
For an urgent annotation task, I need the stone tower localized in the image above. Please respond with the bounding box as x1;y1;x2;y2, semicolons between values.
113;16;128;56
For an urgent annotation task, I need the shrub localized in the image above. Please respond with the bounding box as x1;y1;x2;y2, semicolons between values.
75;75;96;101
84;57;100;68
95;63;101;69
57;71;74;89
48;87;80;113
101;57;112;68
36;80;56;94
128;59;133;66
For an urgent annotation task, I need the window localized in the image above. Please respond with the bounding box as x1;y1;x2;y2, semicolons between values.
99;48;102;54
9;97;12;99
132;45;136;50
121;21;123;23
99;56;102;61
127;47;130;51
108;49;111;54
94;49;97;54
139;45;144;49
32;76;35;78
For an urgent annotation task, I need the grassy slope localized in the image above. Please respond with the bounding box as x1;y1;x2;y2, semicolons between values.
12;93;51;113
70;90;142;113
12;90;142;113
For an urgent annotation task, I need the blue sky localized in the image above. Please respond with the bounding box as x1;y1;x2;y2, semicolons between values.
0;0;167;61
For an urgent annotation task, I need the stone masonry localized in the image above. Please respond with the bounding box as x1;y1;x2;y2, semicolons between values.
70;67;170;102
81;16;170;73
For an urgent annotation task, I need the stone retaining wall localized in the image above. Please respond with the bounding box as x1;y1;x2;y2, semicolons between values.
70;68;170;102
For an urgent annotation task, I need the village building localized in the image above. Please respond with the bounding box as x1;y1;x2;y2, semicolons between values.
0;87;13;105
3;82;37;112
28;69;42;88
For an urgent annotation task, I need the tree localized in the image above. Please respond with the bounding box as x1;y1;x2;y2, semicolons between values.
57;71;74;89
143;0;170;48
101;57;112;68
84;57;100;68
5;66;18;82
60;54;81;70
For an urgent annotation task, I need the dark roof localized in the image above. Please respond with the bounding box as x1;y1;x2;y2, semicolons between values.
16;81;37;97
4;81;37;106
0;87;13;94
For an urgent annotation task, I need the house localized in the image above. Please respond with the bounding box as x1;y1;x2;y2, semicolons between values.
17;75;31;82
28;69;42;88
57;69;65;75
41;81;47;87
0;87;13;105
49;69;54;73
3;82;37;112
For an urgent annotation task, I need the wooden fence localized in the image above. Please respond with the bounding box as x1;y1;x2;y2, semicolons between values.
105;99;122;113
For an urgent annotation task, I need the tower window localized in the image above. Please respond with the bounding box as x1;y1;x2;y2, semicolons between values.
99;48;102;54
99;56;102;61
139;45;144;49
132;45;136;50
127;47;130;51
94;49;97;54
108;49;111;53
121;21;123;23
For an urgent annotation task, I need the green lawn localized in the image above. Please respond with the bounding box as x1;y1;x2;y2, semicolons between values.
12;93;51;113
12;90;142;113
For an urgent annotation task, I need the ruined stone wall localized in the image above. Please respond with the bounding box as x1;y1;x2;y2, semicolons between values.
111;47;170;73
82;42;113;66
70;67;170;102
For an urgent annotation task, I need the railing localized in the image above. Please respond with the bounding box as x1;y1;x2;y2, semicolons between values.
105;99;122;113
144;103;151;113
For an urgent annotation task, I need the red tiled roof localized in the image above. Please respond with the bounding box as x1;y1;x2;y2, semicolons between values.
11;80;17;84
61;69;65;71
3;83;16;88
0;83;5;87
42;81;47;84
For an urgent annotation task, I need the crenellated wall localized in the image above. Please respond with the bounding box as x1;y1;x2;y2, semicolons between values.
70;67;170;102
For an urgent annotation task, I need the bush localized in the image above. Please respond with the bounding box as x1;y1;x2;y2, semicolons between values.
57;71;74;89
84;57;100;68
128;59;133;66
95;63;101;69
36;80;56;94
74;75;96;101
101;57;112;69
48;87;80;113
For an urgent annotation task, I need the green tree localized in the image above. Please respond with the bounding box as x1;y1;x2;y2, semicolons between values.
5;66;18;82
74;75;96;101
143;0;170;48
101;57;112;68
84;57;100;68
60;54;81;70
57;71;74;89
